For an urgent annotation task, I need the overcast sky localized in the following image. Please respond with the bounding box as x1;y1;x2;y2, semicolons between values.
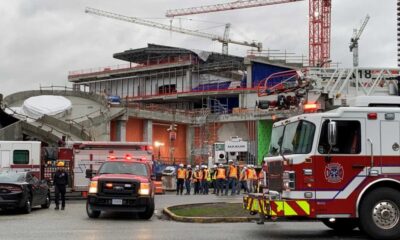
0;0;397;96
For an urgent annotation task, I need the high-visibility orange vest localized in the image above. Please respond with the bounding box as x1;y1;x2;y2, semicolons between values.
247;168;254;179
177;168;186;179
251;169;258;180
198;170;203;180
228;165;238;178
258;170;264;180
216;168;226;179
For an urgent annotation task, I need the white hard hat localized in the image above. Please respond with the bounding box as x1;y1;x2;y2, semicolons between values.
187;165;191;168
195;165;199;168
204;166;208;169
213;164;217;168
218;164;223;167
243;166;247;169
179;163;184;167
228;160;233;163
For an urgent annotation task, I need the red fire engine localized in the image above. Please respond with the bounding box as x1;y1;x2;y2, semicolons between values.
244;96;400;240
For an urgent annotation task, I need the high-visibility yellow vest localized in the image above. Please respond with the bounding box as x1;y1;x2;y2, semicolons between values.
229;165;238;178
211;170;217;180
216;168;226;179
177;168;186;179
204;169;211;181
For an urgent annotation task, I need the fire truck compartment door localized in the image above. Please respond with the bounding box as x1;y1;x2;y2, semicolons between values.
0;151;10;168
380;120;400;174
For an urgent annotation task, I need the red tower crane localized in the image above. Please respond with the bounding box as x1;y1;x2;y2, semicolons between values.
166;0;332;67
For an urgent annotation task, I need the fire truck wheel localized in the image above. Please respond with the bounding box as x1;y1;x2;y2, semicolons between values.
321;218;358;232
359;187;400;240
86;202;101;219
41;193;51;209
138;199;154;220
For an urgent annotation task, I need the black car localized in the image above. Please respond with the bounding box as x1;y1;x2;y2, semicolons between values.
0;171;51;213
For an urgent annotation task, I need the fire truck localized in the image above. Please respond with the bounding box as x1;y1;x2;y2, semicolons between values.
0;141;153;194
244;96;400;240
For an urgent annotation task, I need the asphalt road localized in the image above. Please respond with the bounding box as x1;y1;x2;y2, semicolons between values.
0;193;369;240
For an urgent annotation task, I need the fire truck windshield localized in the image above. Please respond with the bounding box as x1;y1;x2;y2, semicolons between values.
268;120;315;156
98;162;149;177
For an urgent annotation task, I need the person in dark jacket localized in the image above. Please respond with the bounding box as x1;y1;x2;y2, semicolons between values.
53;161;68;210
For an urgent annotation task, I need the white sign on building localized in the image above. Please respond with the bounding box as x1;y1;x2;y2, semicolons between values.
224;140;248;152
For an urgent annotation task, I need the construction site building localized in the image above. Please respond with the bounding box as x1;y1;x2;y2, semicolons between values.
67;44;303;165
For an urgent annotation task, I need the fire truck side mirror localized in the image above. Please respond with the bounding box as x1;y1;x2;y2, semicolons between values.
328;121;337;146
85;169;94;179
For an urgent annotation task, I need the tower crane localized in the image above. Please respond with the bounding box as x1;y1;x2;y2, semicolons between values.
349;14;370;67
165;0;332;67
85;7;262;55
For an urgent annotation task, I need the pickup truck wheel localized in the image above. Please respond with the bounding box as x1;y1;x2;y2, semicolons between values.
138;199;154;220
321;218;358;232
359;188;400;240
41;193;51;209
86;202;101;219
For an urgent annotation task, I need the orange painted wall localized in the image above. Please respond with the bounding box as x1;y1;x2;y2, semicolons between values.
153;123;186;164
110;120;117;141
126;118;144;142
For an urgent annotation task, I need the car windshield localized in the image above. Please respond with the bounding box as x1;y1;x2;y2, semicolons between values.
0;172;25;183
268;120;315;156
98;162;148;177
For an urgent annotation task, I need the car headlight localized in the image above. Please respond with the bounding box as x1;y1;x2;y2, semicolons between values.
88;181;98;194
139;183;150;195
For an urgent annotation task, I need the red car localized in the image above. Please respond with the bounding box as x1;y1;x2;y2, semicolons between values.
85;160;155;219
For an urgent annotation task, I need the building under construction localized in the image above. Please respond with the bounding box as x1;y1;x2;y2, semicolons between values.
67;43;305;165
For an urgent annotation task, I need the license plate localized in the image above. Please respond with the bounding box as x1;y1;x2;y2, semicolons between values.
112;199;123;205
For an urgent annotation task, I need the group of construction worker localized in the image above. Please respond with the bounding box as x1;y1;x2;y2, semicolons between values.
175;160;267;196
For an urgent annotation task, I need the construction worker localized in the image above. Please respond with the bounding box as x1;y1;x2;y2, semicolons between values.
215;164;226;196
225;160;238;195
251;165;258;192
237;166;249;194
176;163;186;195
211;164;218;194
185;165;192;195
202;166;211;194
246;165;255;193
198;165;204;194
53;161;68;210
257;161;268;193
193;165;201;195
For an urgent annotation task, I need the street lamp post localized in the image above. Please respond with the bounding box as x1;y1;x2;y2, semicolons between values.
154;141;164;160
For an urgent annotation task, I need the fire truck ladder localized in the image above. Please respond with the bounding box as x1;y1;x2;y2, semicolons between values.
305;68;400;105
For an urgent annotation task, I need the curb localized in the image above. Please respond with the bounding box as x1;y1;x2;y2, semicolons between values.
163;203;258;223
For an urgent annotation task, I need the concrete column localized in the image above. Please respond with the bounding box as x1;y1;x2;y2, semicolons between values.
143;120;153;144
246;63;253;88
186;125;194;165
186;69;192;92
116;120;126;142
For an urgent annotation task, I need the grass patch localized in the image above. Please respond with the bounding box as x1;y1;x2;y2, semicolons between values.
169;203;249;218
